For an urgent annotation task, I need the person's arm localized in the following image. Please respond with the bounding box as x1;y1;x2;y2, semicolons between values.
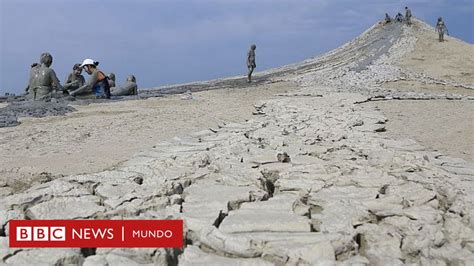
65;73;72;85
79;75;86;87
50;69;64;91
70;71;98;96
63;73;74;90
25;68;35;93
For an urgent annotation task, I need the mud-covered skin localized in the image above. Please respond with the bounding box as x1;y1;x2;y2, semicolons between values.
27;53;63;101
108;73;116;88
247;44;257;82
111;75;138;96
63;65;86;93
436;18;449;42
70;67;110;98
405;7;412;25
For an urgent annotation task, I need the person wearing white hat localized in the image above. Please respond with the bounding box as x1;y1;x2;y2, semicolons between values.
70;58;110;98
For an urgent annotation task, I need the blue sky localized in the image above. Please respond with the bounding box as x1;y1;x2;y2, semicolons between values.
1;0;473;94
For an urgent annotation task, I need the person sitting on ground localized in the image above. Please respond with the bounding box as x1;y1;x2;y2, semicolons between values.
395;13;404;23
247;44;257;83
70;59;110;99
384;13;392;24
111;75;138;96
436;17;449;42
108;73;116;88
405;7;412;25
27;52;63;101
63;63;85;94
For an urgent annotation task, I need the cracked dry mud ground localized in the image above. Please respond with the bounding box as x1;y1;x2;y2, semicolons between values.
1;19;473;265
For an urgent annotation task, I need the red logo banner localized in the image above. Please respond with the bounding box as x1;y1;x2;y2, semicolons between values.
9;220;183;248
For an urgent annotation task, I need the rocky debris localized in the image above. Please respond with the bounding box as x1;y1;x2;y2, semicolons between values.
276;152;291;163
82;248;172;265
219;193;311;234
2;245;84;265
2;19;473;265
26;196;105;220
180;183;268;233
180;245;272;266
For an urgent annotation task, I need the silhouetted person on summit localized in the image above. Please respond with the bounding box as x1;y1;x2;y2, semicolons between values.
384;13;392;24
395;13;404;23
405;7;412;25
436;17;449;42
247;44;256;83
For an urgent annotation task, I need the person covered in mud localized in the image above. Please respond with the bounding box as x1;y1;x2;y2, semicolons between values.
436;17;449;42
405;7;412;25
384;13;392;24
111;75;138;96
63;63;85;94
27;52;63;101
108;73;116;88
395;13;404;23
247;44;257;83
70;59;110;99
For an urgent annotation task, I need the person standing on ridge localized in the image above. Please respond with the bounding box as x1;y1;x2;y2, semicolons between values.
247;44;257;83
405;7;412;25
70;59;110;99
384;13;392;24
436;17;449;42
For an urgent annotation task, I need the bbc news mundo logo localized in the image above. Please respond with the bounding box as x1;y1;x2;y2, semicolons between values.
16;226;66;241
9;220;183;248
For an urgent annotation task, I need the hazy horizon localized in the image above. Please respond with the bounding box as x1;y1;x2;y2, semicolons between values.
1;0;473;94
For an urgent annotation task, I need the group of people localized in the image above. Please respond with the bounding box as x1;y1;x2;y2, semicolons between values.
25;54;138;101
384;6;413;25
25;9;452;102
384;7;449;42
26;45;256;101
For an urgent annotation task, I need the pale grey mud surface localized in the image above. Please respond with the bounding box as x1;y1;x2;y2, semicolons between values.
1;19;473;265
370;100;474;162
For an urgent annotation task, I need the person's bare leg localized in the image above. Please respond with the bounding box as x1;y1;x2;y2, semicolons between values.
248;67;254;83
